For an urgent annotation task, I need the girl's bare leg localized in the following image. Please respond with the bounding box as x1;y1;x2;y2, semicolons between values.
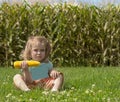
51;74;64;92
13;74;30;91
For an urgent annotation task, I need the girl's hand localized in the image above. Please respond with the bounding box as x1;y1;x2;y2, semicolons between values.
21;61;28;71
50;70;60;78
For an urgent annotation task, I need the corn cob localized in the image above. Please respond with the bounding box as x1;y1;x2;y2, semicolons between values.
14;60;40;68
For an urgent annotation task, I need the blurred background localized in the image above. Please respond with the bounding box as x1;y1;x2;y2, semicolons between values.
0;0;120;6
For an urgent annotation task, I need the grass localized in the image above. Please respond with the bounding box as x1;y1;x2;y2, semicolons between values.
0;67;120;102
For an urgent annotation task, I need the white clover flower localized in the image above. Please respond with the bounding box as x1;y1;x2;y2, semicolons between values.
71;87;75;90
98;90;102;93
73;98;78;102
29;98;33;102
20;94;23;97
42;91;49;95
3;82;6;85
60;90;66;95
107;98;110;102
6;93;12;98
92;84;95;89
102;97;106;100
12;96;16;99
67;93;70;97
85;89;90;94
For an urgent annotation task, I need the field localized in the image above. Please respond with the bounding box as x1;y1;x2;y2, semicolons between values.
0;67;120;102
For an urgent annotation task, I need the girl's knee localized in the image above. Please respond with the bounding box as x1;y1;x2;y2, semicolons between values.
58;73;64;79
13;74;22;81
55;73;64;83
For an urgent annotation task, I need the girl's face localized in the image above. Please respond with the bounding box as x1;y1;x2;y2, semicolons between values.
31;42;46;62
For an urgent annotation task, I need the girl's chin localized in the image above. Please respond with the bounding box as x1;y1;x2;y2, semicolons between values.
34;58;45;62
33;59;41;62
37;59;43;62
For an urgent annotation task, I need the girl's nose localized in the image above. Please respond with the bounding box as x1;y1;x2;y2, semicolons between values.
37;51;41;54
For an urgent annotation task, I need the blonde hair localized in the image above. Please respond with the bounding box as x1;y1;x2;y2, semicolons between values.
22;36;51;61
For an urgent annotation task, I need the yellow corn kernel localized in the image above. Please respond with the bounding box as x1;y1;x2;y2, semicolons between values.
14;60;40;68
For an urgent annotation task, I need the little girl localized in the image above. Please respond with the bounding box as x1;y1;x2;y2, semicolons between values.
13;36;64;92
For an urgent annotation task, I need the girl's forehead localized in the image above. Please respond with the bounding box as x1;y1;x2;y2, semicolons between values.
32;42;45;48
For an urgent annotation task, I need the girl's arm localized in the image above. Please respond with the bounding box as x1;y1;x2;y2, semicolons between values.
21;61;33;83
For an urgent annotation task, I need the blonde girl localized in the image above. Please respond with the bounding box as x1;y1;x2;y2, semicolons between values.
13;36;64;92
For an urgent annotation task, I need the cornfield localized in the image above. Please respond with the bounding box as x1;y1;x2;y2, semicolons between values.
0;3;120;67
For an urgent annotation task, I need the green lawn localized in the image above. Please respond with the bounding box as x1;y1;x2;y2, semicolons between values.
0;67;120;102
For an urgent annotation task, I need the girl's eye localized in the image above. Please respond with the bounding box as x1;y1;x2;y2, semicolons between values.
40;49;45;52
33;49;45;52
34;49;38;52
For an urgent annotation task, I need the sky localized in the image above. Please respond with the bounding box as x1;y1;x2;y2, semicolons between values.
0;0;120;6
61;0;120;6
